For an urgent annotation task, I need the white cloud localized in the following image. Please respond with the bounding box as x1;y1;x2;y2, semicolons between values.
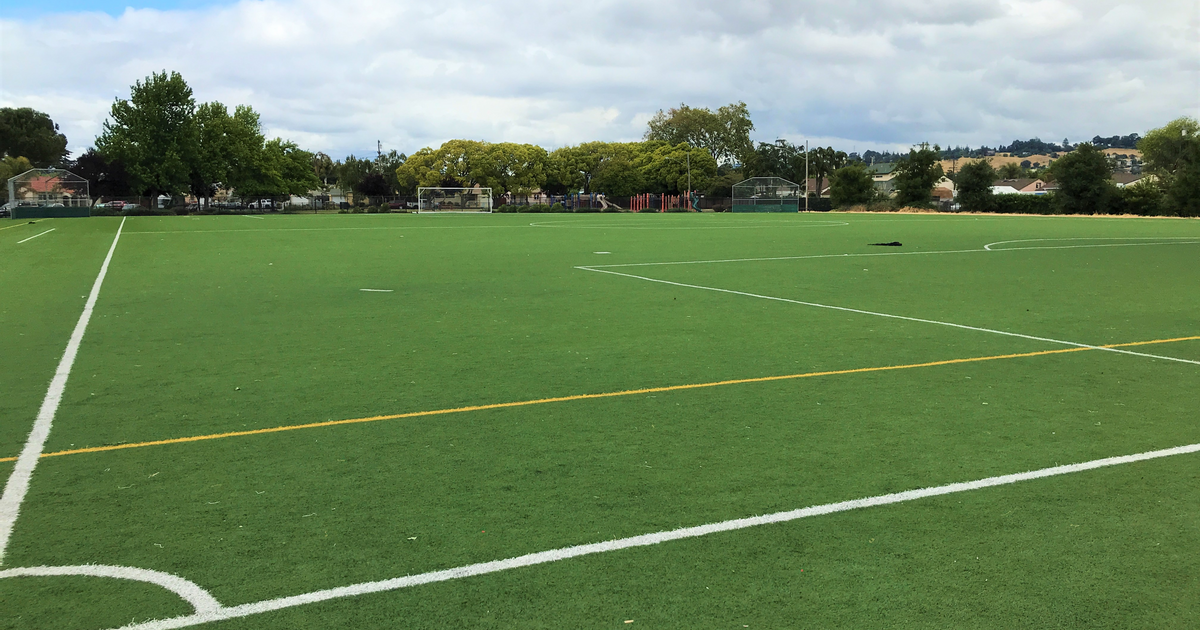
0;0;1195;158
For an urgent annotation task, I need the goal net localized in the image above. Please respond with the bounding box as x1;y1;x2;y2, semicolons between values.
417;187;493;213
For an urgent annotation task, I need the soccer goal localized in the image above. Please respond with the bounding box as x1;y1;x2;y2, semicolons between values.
417;187;493;213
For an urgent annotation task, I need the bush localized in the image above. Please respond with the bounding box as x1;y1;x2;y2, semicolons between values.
122;206;175;216
1113;182;1166;216
495;203;557;213
992;194;1056;215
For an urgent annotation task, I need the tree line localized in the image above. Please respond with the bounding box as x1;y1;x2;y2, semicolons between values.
950;119;1199;217
1;71;1196;216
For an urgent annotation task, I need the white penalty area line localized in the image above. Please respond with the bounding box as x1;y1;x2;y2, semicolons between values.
16;228;55;244
359;289;393;292
112;441;1200;630
240;215;265;220
0;217;126;565
583;238;1200;269
576;266;1200;367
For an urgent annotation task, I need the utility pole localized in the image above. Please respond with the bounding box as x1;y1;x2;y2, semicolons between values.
377;140;382;161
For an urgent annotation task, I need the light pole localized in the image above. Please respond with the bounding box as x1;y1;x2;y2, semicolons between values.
805;140;810;213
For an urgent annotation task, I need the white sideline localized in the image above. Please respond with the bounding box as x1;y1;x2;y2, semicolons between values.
575;266;1200;367
16;228;55;244
110;442;1200;630
0;565;220;613
0;217;126;565
585;239;1200;269
983;236;1200;251
527;220;850;230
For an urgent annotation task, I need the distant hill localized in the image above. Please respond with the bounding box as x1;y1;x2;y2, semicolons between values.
941;147;1143;174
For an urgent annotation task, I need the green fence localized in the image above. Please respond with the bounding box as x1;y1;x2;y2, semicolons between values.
731;201;799;213
11;206;91;219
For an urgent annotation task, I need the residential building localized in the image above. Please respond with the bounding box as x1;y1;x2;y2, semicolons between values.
991;179;1048;195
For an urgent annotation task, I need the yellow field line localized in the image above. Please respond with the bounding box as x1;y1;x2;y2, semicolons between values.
0;221;41;232
2;335;1197;464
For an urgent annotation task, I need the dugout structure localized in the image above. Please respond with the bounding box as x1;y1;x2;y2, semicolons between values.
6;168;91;219
732;177;802;213
417;187;493;213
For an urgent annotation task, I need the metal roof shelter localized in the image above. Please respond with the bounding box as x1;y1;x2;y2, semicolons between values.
731;177;802;213
5;168;92;219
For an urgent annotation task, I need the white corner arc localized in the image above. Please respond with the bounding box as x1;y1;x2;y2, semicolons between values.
0;564;221;613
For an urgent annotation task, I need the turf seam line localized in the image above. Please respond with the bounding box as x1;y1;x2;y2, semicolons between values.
107;441;1200;630
576;266;1200;367
0;216;126;566
15;228;55;244
3;336;1194;464
581;239;1200;268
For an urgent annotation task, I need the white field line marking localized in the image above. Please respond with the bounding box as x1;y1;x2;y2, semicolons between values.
528;220;850;230
983;236;1200;250
112;441;1200;630
576;266;1200;367
0;217;126;565
16;228;55;243
0;565;220;613
240;215;264;220
359;289;393;292
126;226;524;235
585;239;1200;269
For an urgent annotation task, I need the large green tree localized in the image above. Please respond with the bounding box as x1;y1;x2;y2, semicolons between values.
189;101;233;204
955;159;998;212
996;162;1024;179
0;156;34;201
68;150;132;199
637;142;717;194
0;107;69;167
311;152;336;192
744;140;805;182
892;143;944;207
644;102;754;166
96;71;198;201
337;155;374;197
581;142;646;197
1139;117;1200;216
829;162;875;208
374;150;408;195
808;146;848;199
238;139;319;202
1048;143;1114;214
396;140;548;195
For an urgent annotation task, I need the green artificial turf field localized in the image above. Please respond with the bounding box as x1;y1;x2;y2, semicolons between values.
1;212;1198;629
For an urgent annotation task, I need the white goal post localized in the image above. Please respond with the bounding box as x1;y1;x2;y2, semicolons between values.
417;187;493;213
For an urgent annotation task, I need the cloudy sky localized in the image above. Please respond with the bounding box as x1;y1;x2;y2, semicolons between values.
1;0;1197;159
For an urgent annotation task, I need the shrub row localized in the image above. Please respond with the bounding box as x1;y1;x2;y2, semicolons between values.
495;203;618;213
